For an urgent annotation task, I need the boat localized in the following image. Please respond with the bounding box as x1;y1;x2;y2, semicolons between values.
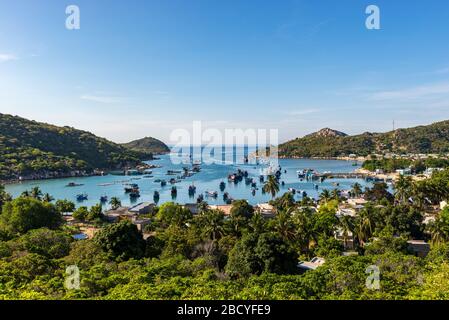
219;181;226;191
197;194;204;203
76;193;88;201
188;185;196;196
171;186;178;198
288;188;296;194
205;191;218;198
154;179;162;183
167;170;182;175
129;191;140;198
100;196;108;203
161;180;167;187
124;183;139;193
66;182;83;187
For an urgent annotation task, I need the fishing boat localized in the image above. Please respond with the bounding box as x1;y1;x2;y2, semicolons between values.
161;180;167;187
66;182;83;187
188;185;196;196
124;183;139;193
100;196;108;203
167;170;182;175
129;191;140;198
171;186;178;198
76;193;88;201
288;188;296;194
197;194;204;203
205;191;218;198
154;179;162;183
153;191;160;203
219;181;226;191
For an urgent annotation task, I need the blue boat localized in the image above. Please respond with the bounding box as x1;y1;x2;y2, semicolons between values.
76;193;88;201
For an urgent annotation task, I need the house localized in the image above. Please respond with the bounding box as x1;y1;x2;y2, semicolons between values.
336;207;357;217
347;198;368;207
128;202;155;215
183;203;200;215
407;240;430;258
255;203;276;218
396;168;412;176
209;204;233;216
104;206;132;222
298;257;326;271
131;217;152;232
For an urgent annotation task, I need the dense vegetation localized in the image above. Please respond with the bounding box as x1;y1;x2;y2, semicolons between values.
122;137;170;155
279;120;449;158
1;169;449;300
362;157;449;173
0;113;154;180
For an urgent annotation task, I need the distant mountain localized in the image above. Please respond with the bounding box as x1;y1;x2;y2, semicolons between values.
0;113;152;180
305;128;348;138
278;120;449;158
122;137;170;155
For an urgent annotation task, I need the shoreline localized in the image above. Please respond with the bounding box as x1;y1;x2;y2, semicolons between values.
1;157;360;185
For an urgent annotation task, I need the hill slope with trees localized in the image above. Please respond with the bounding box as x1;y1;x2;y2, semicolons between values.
122;137;170;155
0;113;153;180
278;120;449;158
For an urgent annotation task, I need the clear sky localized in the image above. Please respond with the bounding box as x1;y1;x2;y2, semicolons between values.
1;0;449;144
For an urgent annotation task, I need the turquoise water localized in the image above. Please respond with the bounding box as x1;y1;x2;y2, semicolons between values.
5;150;367;208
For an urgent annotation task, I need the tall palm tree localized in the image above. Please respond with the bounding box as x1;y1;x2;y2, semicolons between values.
351;183;363;198
109;197;121;210
331;189;342;201
427;220;448;246
319;189;332;204
338;215;355;249
263;175;280;198
274;210;297;242
42;193;54;202
394;175;413;204
201;209;225;241
28;187;43;200
355;209;374;247
198;201;209;214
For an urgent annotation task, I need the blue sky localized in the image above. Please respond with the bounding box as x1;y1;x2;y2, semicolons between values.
1;0;449;143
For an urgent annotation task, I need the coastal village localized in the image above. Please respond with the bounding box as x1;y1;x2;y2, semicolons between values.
58;150;449;272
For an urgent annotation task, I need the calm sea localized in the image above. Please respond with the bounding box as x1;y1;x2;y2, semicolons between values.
5;147;367;208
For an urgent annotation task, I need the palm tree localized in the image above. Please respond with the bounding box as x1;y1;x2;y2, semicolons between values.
319;189;332;204
394;175;413;204
351;182;363;198
338;215;355;249
30;187;43;200
109;197;121;210
42;193;54;202
20;190;30;198
331;189;342;201
201;209;225;241
263;175;279;198
427;220;448;246
198;201;209;214
274;210;297;242
355;209;374;247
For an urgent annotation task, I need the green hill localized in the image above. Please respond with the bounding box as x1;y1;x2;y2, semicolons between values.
0;113;152;180
122;137;170;155
278;120;449;158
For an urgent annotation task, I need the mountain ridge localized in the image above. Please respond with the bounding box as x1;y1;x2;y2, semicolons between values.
279;120;449;158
